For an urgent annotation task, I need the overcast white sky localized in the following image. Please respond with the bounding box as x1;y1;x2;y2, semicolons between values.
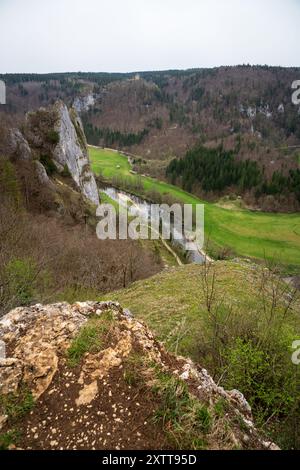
0;0;299;73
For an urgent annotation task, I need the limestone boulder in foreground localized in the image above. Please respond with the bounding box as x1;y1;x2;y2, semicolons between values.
0;302;278;450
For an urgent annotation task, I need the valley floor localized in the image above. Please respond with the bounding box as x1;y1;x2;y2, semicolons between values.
90;147;300;274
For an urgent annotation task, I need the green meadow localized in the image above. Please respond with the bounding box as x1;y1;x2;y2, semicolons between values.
90;147;300;272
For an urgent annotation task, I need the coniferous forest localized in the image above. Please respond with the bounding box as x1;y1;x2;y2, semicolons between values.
166;145;300;201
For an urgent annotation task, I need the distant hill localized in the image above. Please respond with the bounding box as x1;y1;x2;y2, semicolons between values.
1;66;300;209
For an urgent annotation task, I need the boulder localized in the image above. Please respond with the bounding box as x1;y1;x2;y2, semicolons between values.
8;129;32;161
34;160;53;187
0;301;279;450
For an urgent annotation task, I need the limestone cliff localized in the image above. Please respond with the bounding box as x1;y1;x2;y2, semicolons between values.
8;129;32;161
22;101;99;207
0;302;278;450
52;102;99;206
73;94;96;114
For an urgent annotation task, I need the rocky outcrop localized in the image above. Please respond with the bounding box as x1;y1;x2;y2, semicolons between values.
52;102;99;206
34;160;53;187
24;101;99;206
0;302;278;450
73;94;96;114
7;128;54;189
8;129;32;161
0;303;87;399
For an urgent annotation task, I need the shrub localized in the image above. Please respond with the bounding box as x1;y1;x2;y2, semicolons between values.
1;253;51;315
223;338;297;425
40;154;56;175
0;430;20;450
206;241;236;260
4;258;37;306
146;189;162;204
152;370;211;449
46;130;59;145
0;388;34;422
0;159;21;206
61;164;71;178
198;260;300;448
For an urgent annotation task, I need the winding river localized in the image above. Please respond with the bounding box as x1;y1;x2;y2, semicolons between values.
101;186;205;265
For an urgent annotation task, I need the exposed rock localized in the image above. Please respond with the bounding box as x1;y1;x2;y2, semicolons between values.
0;302;88;398
263;441;280;451
76;380;98;406
227;389;252;417
0;301;277;450
34;160;53;187
0;340;5;359
24;101;99;207
52;102;99;206
73;94;96;114
283;276;300;291
258;104;272;118
0;358;22;394
20;342;58;399
78;330;133;387
8;129;32;161
247;106;257;119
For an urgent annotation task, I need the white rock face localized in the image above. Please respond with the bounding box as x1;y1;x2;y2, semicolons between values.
259;104;272;118
247;106;257;118
73;94;95;114
53;102;99;206
9;129;32;160
241;103;273;120
34;161;53;187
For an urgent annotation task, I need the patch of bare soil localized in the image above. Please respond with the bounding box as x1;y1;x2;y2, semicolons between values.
18;361;169;450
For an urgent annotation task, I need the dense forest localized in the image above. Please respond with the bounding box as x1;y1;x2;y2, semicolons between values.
166;145;300;202
83;121;149;147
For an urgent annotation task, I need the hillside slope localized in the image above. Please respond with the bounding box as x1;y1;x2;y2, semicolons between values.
105;261;300;358
2;66;300;166
105;261;300;448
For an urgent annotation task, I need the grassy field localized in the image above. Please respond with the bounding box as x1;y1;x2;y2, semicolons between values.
90;147;300;272
103;261;300;359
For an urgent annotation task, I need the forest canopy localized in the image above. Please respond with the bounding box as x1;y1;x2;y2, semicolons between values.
166;145;300;201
